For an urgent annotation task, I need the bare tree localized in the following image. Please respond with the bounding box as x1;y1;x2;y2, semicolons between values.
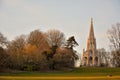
8;35;26;55
0;32;9;70
107;23;120;67
44;29;65;70
98;48;111;67
45;29;65;48
27;29;49;52
7;35;26;69
107;23;120;50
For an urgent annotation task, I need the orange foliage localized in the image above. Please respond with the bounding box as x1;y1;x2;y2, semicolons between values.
25;44;37;54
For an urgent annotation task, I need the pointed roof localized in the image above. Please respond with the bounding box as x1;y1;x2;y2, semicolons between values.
89;17;95;39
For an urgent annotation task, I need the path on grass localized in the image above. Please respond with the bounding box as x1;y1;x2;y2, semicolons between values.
0;76;120;80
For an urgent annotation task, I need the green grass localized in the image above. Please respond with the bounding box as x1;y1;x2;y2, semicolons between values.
0;67;120;76
0;67;120;80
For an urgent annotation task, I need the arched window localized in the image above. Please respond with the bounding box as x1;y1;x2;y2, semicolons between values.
95;57;98;66
89;56;92;60
89;56;92;66
84;57;87;66
95;57;98;61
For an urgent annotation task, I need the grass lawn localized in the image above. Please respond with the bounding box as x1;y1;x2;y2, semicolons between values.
0;67;120;80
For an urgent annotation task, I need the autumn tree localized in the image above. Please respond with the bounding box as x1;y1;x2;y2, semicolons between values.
7;35;26;69
27;29;49;52
24;29;50;71
1;29;80;71
54;48;77;70
6;30;50;71
44;29;65;70
107;23;120;67
23;43;49;71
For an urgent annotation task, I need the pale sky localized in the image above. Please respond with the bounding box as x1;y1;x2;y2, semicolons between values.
0;0;120;53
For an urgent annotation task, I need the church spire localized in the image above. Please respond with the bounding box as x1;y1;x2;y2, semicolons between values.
87;17;96;50
89;17;94;39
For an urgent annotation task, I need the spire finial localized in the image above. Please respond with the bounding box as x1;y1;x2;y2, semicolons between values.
89;17;94;38
90;17;93;25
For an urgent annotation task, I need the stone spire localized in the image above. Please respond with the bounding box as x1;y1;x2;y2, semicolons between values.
87;17;96;50
89;17;94;39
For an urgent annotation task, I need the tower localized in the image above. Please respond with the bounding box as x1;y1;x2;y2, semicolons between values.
82;18;99;67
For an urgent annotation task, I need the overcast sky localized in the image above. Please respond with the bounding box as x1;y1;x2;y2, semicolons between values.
0;0;120;53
